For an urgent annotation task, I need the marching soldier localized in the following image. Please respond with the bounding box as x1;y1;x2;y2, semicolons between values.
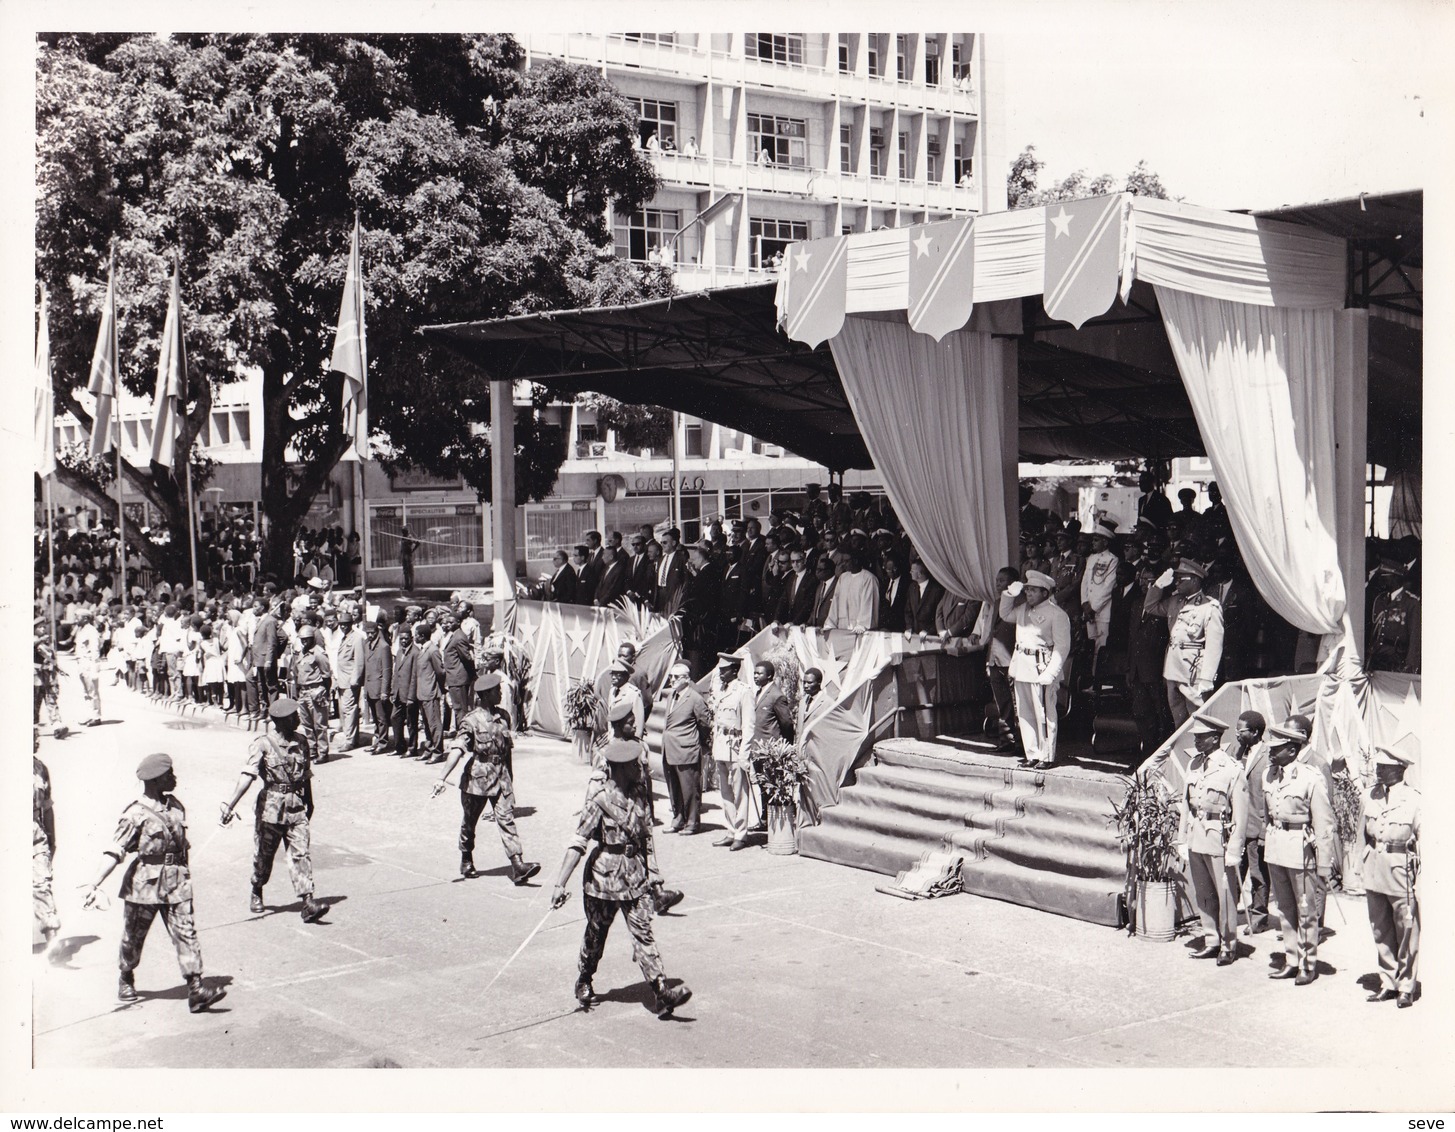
431;672;541;885
81;753;227;1012
1362;746;1420;1007
220;698;327;922
290;623;334;764
1146;559;1224;727
1262;716;1335;985
550;700;693;1016
1178;714;1248;965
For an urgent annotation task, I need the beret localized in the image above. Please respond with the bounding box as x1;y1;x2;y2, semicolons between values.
136;752;173;781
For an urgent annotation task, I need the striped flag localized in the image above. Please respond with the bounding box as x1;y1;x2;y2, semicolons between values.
330;216;368;458
1042;194;1124;329
149;264;187;470
781;235;848;348
86;257;119;457
35;285;55;479
907;217;975;341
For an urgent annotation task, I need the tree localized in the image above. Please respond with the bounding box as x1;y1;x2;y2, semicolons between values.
1006;144;1174;208
37;33;665;579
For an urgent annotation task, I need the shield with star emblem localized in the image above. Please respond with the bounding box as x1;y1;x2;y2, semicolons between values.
907;217;975;341
1042;194;1124;329
782;235;849;347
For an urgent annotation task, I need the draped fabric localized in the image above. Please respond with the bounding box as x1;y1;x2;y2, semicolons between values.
1154;286;1346;635
829;315;1009;602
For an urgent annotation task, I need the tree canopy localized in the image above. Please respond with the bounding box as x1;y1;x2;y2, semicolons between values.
37;33;666;576
1006;144;1174;209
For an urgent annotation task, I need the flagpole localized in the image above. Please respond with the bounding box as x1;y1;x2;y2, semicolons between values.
177;257;199;600
110;245;127;602
45;475;58;646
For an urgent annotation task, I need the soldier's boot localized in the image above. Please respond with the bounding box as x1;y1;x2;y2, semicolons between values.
117;972;138;1004
300;895;327;923
249;888;265;914
186;975;226;1013
653;885;684;915
509;855;541;886
653;976;692;1017
574;976;594;1009
460;853;478;879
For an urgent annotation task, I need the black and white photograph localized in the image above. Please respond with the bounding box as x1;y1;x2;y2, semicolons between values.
5;0;1450;1118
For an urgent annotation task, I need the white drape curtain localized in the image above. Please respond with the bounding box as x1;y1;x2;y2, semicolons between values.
1155;286;1346;635
829;315;1008;602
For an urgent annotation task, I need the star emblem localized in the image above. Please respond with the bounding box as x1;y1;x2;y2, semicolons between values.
565;627;590;655
1375;674;1421;752
913;230;933;258
1051;207;1072;238
794;247;811;273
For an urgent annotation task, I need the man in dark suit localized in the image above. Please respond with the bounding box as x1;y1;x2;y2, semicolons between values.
777;547;816;625
878;553;909;632
592;543;629;608
1126;563;1173;755
576;533;604;601
390;623;420;756
362;617;394;754
739;518;768;620
1207;551;1257;682
247;598;281;721
904;560;945;635
540;549;577;603
809;555;838;628
653;528;688;615
760;549;789;630
674;542;723;680
660;663;710;834
439;613;476;737
718;545;749;651
625;533;656;606
746;660;796;832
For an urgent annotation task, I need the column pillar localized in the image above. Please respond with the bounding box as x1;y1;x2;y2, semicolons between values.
490;379;517;630
1000;337;1020;565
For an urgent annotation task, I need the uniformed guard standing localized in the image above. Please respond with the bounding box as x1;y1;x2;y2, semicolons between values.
1366;560;1420;674
81;753;227;1012
1262;716;1335;985
550;699;693;1017
290;624;334;764
220;698;327;922
431;673;542;884
1146;560;1224;728
1362;745;1420;1007
1178;713;1248;965
998;569;1072;770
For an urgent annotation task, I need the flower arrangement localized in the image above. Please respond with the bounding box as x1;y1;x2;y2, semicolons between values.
1110;776;1181;883
564;680;602;733
764;640;801;705
749;736;812;809
1330;769;1365;845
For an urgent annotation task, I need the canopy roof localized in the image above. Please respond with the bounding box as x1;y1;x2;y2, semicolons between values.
421;191;1420;473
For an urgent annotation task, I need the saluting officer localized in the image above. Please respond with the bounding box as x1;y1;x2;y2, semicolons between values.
998;569;1071;770
220;698;326;922
432;672;541;885
550;700;692;1017
1146;559;1224;728
1362;745;1420;1008
82;753;227;1012
1178;713;1248;965
1262;716;1335;985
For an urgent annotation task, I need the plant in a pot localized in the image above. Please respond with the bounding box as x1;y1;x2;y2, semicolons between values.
1329;768;1366;895
564;680;602;765
1111;775;1183;940
749;736;811;855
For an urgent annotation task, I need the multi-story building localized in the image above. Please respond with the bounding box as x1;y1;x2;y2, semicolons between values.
523;32;1007;290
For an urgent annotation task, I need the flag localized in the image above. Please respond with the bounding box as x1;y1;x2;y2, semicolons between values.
1042;193;1124;329
907;217;975;341
36;286;56;479
781;235;848;348
87;258;119;457
330;216;368;458
149;264;187;470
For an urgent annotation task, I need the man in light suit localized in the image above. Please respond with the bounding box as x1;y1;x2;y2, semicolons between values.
660;664;709;835
248;598;281;722
332;609;367;752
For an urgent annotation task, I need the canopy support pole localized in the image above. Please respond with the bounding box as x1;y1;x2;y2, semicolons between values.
490;380;517;632
1332;310;1369;657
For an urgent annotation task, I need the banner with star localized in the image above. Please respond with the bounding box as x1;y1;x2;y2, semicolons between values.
907;217;975;341
781;235;849;348
1042;194;1125;329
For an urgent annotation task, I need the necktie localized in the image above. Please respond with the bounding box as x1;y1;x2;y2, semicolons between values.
658;553;670;586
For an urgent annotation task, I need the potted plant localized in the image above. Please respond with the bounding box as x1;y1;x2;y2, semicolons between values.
1110;775;1183;941
1329;768;1366;895
564;680;601;765
749;736;811;855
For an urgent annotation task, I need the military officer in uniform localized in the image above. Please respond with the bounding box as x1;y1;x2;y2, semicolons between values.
432;673;541;885
550;700;693;1017
1367;561;1421;673
82;753;227;1012
1146;559;1224;727
220;698;327;922
1362;745;1420;1007
1178;713;1248;965
1262;716;1335;985
998;569;1072;770
290;623;334;763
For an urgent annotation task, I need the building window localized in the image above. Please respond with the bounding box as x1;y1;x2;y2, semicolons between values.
614;208;681;263
927;135;941;181
622;33;676;46
631;97;678;148
896;35;908;81
867;45;881;78
954;143;974;185
749;217;809;269
898;132;909;180
745;33;804;65
838;38;850;74
952;41;972;85
747;113;808;168
839;124;853;174
868;126;886;178
684;422;704;457
925;40;941;86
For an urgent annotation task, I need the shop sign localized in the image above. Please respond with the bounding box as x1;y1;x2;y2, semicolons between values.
633;475;706;492
373;506;400;517
407;504;452;517
389;466;465;491
534;499;596;512
455;504;481;516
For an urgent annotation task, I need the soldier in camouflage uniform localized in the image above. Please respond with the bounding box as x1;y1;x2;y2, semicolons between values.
220;698;326;922
82;753;226;1012
432;672;541;884
290;623;334;764
34;741;61;957
550;699;692;1016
